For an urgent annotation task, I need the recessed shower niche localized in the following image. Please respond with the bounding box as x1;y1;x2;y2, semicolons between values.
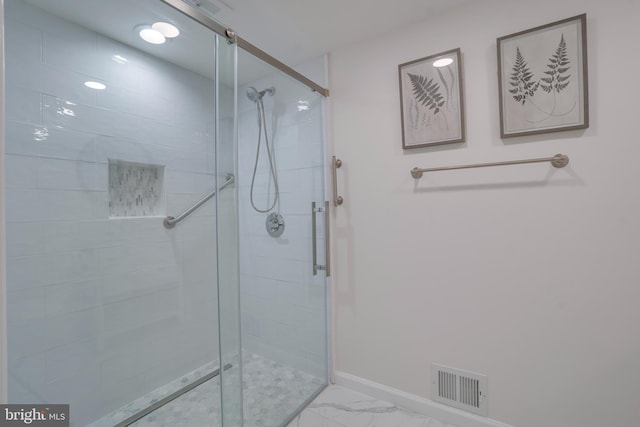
108;160;166;217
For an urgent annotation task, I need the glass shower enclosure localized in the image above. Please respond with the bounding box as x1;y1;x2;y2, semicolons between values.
1;0;329;425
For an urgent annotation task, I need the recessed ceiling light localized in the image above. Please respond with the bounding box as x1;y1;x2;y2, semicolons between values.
85;81;106;90
152;22;180;38
433;58;454;68
136;25;166;44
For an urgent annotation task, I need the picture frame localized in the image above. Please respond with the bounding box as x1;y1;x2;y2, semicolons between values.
398;48;465;149
497;14;588;138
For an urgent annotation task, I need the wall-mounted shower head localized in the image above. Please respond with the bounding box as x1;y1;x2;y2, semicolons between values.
246;86;275;103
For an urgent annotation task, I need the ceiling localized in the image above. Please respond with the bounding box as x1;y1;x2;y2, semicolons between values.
211;0;475;66
23;0;473;85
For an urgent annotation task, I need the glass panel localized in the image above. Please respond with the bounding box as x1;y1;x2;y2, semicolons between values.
3;0;224;425
215;33;244;427
237;49;329;427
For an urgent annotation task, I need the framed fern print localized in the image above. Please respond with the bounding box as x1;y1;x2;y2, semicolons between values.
399;48;465;149
497;14;588;138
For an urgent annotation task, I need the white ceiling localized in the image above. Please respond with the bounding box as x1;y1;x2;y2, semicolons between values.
211;0;475;66
23;0;473;85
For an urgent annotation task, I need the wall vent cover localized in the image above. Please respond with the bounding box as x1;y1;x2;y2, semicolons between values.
431;363;487;417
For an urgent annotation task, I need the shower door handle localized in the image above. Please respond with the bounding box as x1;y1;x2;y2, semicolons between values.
312;201;330;276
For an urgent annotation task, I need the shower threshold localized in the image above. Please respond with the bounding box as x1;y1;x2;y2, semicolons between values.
114;364;233;427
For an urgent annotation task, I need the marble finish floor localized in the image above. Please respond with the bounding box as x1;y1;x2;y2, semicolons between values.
286;385;460;427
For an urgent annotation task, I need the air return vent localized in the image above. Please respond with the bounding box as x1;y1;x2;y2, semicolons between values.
431;363;488;416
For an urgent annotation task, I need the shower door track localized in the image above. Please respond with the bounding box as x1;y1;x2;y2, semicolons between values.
160;0;330;97
115;363;232;427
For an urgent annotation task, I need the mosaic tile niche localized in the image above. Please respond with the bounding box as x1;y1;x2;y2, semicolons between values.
109;160;166;217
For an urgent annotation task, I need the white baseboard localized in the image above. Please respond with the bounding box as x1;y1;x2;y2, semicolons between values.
333;371;514;427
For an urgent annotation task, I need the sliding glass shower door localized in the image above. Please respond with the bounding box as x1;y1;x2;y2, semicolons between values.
236;49;329;427
3;0;329;425
3;0;238;425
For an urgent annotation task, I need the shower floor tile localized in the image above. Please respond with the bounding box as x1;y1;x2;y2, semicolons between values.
286;385;460;427
123;352;324;427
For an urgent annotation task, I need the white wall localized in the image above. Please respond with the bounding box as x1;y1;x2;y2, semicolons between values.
3;1;220;425
329;1;640;426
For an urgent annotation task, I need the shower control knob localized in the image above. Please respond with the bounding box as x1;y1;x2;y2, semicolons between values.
266;213;285;238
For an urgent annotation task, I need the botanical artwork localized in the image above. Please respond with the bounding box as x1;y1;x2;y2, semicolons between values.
399;48;465;149
498;14;588;138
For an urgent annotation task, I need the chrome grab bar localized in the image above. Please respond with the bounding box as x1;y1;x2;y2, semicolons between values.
325;200;331;277
163;174;234;229
332;156;344;207
410;154;569;179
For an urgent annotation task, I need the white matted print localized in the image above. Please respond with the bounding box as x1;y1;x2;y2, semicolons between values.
399;48;465;149
497;14;588;138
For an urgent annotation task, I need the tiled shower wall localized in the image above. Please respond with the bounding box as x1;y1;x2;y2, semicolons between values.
4;1;221;425
237;61;328;379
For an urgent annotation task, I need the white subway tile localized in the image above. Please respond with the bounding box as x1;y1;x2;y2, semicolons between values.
45;280;101;315
5;58;41;93
166;146;211;173
182;280;220;325
99;265;180;304
40;364;103;427
276;280;326;310
42;30;100;78
45;308;103;349
37;158;107;191
101;314;179;357
278;191;317;215
42;220;112;253
7;250;101;290
182;239;218;286
8;61;98;107
165;170;216;195
95;135;170;166
277;166;325;194
96;84;174;124
176;215;216;242
5;155;37;189
5;86;42;124
7;353;47;392
4;19;42;65
109;217;174;245
42;95;127;139
5;121;96;162
6;189;105;222
41;64;99;106
45;338;101;382
8;320;52;360
98;245;145;276
102;288;180;335
7;288;46;325
253;255;308;284
6;222;44;257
